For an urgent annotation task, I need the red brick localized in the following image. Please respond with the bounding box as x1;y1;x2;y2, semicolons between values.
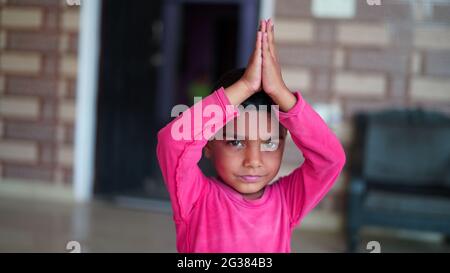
43;8;59;30
68;34;78;53
355;0;386;21
424;50;450;77
42;54;58;76
278;45;333;68
343;99;404;119
6;0;60;7
275;0;311;18
7;31;59;52
433;4;450;22
389;76;407;99
40;144;56;165
348;49;409;75
385;2;413;20
66;79;77;99
3;163;54;181
316;23;336;45
63;168;73;184
7;76;57;97
4;120;55;142
64;125;74;145
390;23;414;48
314;70;331;93
41;98;58;121
301;92;330;104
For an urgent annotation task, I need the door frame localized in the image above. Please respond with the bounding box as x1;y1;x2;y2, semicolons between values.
73;0;102;202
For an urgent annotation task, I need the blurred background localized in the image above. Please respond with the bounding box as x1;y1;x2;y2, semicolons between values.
0;0;449;252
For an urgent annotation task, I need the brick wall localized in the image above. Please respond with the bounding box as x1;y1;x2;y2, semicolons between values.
0;0;79;186
276;0;450;130
275;0;450;214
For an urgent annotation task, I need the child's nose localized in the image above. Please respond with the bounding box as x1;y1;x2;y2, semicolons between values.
243;144;263;169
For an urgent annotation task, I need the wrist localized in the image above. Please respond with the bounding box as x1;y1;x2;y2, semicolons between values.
268;86;297;113
223;79;256;106
238;79;257;97
268;85;291;101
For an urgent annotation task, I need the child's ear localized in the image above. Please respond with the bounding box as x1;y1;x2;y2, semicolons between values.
204;141;212;159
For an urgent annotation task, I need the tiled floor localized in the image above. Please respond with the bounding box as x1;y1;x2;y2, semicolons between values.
0;196;449;253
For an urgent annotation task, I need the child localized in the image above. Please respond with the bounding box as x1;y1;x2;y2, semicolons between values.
156;19;346;253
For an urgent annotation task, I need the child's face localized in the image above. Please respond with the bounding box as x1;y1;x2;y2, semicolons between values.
205;110;287;200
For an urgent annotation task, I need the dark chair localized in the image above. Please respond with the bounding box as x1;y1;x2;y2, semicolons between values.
346;108;450;252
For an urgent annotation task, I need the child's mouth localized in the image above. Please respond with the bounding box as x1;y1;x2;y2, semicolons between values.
238;175;264;183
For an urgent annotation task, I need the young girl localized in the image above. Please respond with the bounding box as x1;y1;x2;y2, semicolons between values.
157;19;346;253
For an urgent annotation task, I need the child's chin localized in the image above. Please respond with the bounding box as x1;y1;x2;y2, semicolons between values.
234;183;264;194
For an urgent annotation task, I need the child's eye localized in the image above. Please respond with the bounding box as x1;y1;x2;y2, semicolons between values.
262;140;279;151
227;140;244;148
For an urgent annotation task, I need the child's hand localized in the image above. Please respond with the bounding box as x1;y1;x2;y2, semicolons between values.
261;19;289;97
261;19;297;112
226;19;296;111
239;20;265;95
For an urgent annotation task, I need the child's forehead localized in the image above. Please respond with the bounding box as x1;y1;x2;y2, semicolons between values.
218;110;285;140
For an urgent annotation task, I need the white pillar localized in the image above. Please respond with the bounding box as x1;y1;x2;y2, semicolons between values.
259;0;275;20
74;0;102;202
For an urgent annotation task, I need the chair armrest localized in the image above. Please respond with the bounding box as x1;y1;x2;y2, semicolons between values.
349;176;367;195
348;176;367;207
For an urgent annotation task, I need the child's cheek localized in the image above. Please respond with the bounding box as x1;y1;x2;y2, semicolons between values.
264;149;284;167
214;146;241;167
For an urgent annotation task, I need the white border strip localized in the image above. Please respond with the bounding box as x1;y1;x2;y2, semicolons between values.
74;0;102;202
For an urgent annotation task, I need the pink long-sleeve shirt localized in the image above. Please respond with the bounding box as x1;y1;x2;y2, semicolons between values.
156;87;346;253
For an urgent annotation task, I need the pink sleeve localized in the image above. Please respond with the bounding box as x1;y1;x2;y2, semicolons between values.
156;87;239;221
274;91;346;228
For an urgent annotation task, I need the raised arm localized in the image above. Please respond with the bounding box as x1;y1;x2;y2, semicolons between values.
274;91;346;227
156;88;239;221
260;19;346;227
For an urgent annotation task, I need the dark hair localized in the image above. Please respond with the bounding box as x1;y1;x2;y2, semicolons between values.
212;68;276;112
